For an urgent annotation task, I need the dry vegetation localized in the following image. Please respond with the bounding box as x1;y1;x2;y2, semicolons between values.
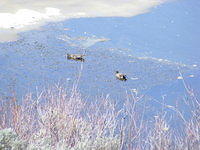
0;81;199;150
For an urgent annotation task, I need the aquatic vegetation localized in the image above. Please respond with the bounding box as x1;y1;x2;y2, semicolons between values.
57;34;110;48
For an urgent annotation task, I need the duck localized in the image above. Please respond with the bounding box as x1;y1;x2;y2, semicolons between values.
115;71;127;81
66;54;85;62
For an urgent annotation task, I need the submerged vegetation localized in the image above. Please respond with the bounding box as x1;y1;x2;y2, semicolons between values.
0;81;199;150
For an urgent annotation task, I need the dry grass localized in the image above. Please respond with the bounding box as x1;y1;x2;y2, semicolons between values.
0;86;122;149
0;82;200;150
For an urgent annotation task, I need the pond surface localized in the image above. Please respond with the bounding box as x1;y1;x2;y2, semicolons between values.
0;0;200;118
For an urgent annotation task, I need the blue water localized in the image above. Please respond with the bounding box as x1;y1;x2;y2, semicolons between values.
0;0;200;120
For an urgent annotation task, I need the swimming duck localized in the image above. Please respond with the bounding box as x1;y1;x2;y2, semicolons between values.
115;71;127;81
66;54;85;62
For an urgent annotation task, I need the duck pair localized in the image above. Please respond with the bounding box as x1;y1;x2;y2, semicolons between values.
66;54;127;81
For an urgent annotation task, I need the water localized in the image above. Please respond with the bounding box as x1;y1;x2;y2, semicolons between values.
0;0;200;119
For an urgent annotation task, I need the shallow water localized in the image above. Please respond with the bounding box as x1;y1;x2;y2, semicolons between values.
0;0;200;119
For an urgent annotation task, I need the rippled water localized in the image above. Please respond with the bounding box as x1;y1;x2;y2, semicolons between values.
0;0;200;119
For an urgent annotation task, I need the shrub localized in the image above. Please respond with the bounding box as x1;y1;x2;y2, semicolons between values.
0;128;27;150
0;84;199;150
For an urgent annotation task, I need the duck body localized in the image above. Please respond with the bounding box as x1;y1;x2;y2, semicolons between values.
67;54;85;62
115;71;127;81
